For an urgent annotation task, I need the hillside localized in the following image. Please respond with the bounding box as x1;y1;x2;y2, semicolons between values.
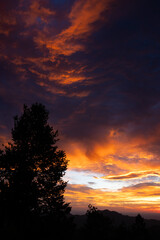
73;209;160;229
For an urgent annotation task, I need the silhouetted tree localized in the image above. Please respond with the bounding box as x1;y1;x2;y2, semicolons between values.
132;214;147;240
85;204;112;240
135;214;146;231
0;103;71;238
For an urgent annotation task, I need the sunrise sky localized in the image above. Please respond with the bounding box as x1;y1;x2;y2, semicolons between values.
1;0;160;217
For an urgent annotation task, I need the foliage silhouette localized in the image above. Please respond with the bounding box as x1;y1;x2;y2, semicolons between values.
1;103;160;240
73;207;160;240
0;103;72;239
132;214;148;240
84;204;112;240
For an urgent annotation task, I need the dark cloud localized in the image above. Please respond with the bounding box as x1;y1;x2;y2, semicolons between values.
66;183;93;193
2;0;160;215
1;0;160;164
124;182;160;190
88;182;95;185
56;0;160;158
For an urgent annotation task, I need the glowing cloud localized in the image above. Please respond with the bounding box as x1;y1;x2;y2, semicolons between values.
103;171;160;180
45;0;111;56
1;0;160;216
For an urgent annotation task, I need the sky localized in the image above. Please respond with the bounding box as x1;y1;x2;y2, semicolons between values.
1;0;160;217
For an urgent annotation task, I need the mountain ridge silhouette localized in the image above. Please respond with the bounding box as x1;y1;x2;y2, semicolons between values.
72;209;160;229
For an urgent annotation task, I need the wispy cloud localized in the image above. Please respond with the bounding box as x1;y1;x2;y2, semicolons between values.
65;182;160;214
103;171;160;180
44;0;111;56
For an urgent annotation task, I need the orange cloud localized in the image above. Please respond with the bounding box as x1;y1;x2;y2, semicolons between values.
45;0;111;56
59;125;160;218
48;72;86;85
65;135;156;175
65;183;160;214
62;124;160;214
1;0;111;89
0;1;17;36
19;0;55;27
103;171;160;180
1;0;160;217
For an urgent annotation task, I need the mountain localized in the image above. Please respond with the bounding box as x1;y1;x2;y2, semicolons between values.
72;209;160;229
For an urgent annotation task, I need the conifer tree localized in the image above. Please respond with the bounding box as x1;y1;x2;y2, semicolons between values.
0;103;71;226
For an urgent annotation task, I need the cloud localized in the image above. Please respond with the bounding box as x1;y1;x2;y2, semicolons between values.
19;0;55;27
122;182;160;191
1;0;160;214
103;171;160;180
0;0;18;36
65;182;160;214
88;182;96;185
66;183;93;193
44;0;111;56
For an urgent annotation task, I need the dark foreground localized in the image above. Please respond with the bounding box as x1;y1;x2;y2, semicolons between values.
1;208;160;240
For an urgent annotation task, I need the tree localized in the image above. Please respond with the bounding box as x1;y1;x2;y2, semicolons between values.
85;204;112;240
135;214;146;231
0;103;71;234
132;214;147;240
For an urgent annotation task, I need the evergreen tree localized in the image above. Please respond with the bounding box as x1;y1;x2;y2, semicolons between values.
0;103;71;232
85;204;112;240
132;214;147;240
